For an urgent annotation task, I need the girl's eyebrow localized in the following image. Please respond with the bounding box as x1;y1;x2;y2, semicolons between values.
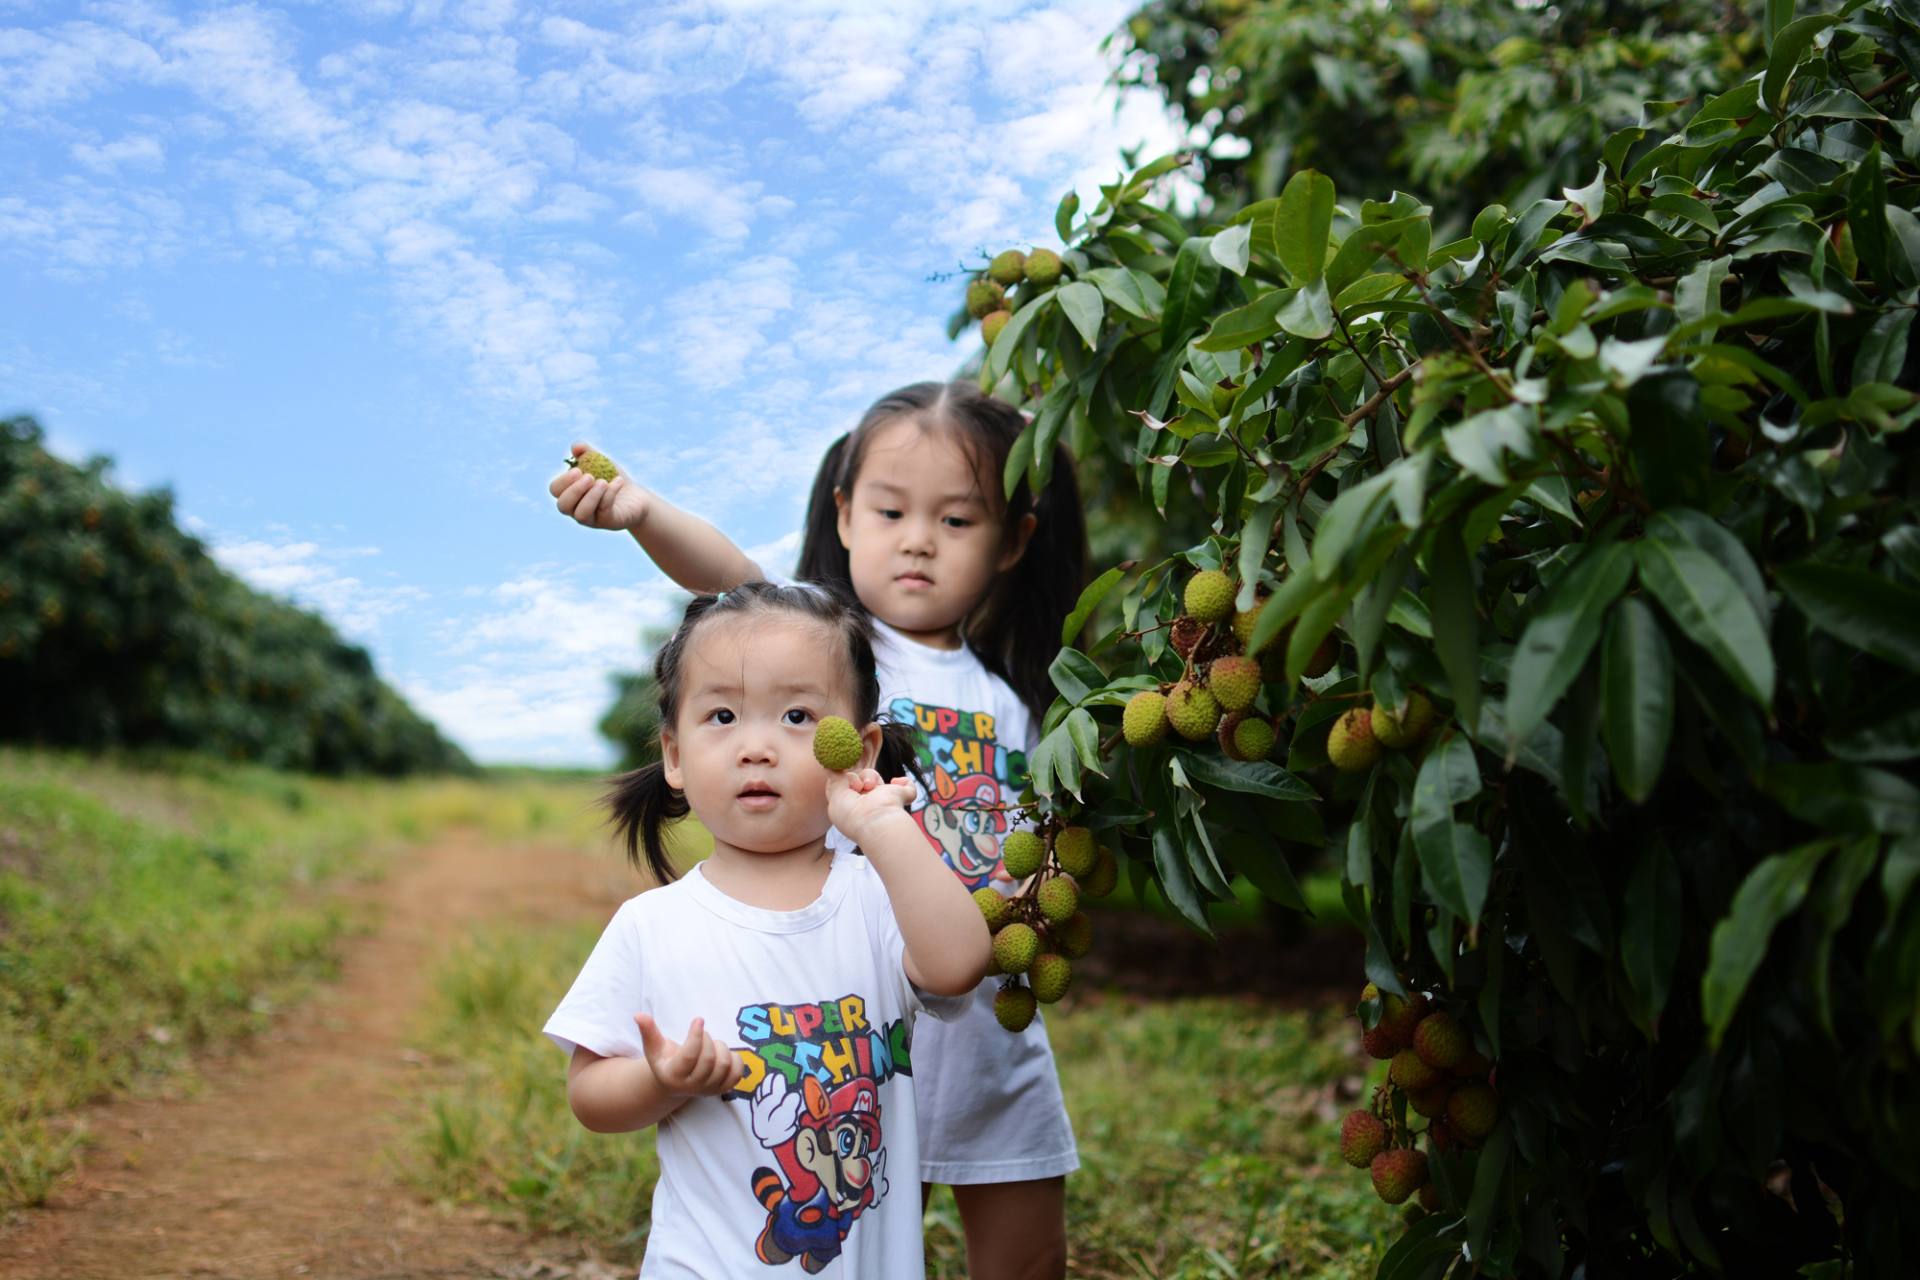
685;679;832;700
865;479;988;508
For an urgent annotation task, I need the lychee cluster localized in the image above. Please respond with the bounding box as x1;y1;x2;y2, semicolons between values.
1327;691;1439;774
980;822;1116;1032
970;248;1067;348
1340;980;1501;1211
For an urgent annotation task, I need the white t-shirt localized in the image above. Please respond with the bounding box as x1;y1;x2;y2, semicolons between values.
828;618;1080;1185
545;851;962;1278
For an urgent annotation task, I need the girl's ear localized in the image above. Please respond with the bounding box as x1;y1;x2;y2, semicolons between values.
995;511;1039;572
858;720;884;773
834;486;854;551
660;728;683;791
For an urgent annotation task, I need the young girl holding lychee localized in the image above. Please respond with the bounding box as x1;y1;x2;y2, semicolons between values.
552;381;1088;1279
546;581;990;1275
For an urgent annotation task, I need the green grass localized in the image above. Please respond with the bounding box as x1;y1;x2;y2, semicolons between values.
398;922;1399;1279
0;747;613;1213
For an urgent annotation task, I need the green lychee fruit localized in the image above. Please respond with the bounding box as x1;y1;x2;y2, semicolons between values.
1447;1084;1499;1139
1427;1118;1459;1155
1036;875;1079;924
973;887;1012;932
1123;690;1169;747
1340;1110;1387;1169
1412;1012;1468;1071
995;984;1037;1032
1371;691;1438;749
1218;713;1277;762
993;923;1040;975
1024;248;1064;287
1370;1148;1429;1205
567;449;618;482
1361;1019;1403;1060
1166;680;1221;741
1328;707;1383;772
1170;615;1207;657
1081;846;1119;898
1183;569;1234;622
980;309;1012;345
1207;655;1261;711
1001;829;1044;880
1029;952;1073;1003
812;716;864;771
1231;604;1269;653
987;249;1027;286
1407;1082;1452;1119
1417;1183;1441;1213
1052;910;1094;959
1389;1048;1440;1092
966;278;1006;319
1054;826;1096;877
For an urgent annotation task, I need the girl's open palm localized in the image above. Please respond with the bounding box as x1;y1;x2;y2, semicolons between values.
633;1013;743;1098
826;768;918;848
552;442;650;531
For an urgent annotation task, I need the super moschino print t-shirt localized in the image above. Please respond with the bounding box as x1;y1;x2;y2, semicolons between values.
544;852;963;1278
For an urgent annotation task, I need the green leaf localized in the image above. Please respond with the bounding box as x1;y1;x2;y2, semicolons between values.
1224;833;1307;912
983;294;1051;387
1248;570;1317;656
1176;750;1319;802
1702;840;1834;1047
1637;516;1775;707
1084;266;1163;320
1310;471;1395;582
1274;169;1335;286
1055;281;1104;349
1047;647;1105;705
1373;1206;1458;1280
1762;13;1839;113
1466;1122;1512;1262
1502;197;1567;273
1276;276;1333;340
1848;144;1896;291
1062;566;1126;646
1776;562;1920;675
1623;841;1683;1038
1236;501;1279;611
1601;596;1675;804
1854;309;1914;387
1055;191;1078;242
1412;734;1490;923
1161;237;1223;345
1196;289;1290;351
1810;835;1880;1038
1506;542;1633;745
1151;822;1212;933
1065;707;1105;778
1209;222;1251;276
1763;763;1920;834
1428;522;1480;730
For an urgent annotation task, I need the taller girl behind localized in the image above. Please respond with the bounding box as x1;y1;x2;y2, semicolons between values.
553;382;1088;1279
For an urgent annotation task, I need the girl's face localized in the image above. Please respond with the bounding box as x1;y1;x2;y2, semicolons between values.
834;417;1036;648
659;614;878;856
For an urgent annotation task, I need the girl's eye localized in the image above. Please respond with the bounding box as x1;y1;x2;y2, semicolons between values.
783;708;813;726
707;708;735;725
943;516;972;529
878;508;903;520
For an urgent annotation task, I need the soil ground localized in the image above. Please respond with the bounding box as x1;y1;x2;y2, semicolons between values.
0;835;640;1280
0;837;1359;1280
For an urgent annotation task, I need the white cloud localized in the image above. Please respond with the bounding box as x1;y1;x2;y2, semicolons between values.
211;535;421;639
70;134;165;172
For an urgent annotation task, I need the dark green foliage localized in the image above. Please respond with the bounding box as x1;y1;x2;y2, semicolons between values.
1114;0;1767;231
0;417;470;775
597;626;671;771
989;1;1920;1272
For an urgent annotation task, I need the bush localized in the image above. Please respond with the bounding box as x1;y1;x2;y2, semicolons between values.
0;417;470;775
968;1;1920;1273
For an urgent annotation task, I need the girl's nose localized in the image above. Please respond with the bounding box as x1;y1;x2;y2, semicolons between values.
899;515;935;555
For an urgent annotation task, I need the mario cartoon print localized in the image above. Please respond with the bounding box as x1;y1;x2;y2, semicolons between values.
888;696;1028;890
748;1072;888;1272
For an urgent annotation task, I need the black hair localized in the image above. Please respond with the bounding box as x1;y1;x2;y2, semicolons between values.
606;580;918;884
793;381;1089;721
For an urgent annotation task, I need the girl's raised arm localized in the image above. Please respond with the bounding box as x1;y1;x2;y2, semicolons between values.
550;442;762;594
829;770;991;996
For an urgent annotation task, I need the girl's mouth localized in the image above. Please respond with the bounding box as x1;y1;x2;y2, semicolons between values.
896;572;934;589
737;782;781;810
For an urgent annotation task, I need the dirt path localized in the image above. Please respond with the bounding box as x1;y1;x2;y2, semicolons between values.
0;834;640;1280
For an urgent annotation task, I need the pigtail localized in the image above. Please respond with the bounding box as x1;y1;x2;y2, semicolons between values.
972;441;1090;723
875;720;923;792
794;432;855;594
605;763;689;885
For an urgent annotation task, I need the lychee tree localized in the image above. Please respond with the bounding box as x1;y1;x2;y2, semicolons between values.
963;1;1920;1273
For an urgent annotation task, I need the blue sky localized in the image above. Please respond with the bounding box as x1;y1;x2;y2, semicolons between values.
1;0;1185;765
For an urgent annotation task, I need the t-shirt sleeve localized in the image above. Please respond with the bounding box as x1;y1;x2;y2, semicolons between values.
543;899;650;1058
855;860;971;1024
